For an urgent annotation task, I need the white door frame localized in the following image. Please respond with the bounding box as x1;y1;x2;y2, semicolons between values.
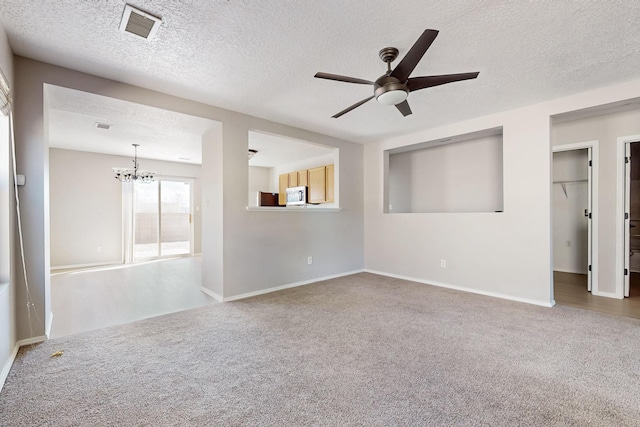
123;176;195;263
553;141;599;295
151;177;194;260
616;135;640;299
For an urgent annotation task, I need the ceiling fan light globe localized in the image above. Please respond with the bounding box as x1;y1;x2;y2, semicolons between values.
376;89;408;106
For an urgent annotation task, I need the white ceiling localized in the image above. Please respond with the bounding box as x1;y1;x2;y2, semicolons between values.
46;85;330;167
248;131;335;168
2;1;640;144
46;85;215;164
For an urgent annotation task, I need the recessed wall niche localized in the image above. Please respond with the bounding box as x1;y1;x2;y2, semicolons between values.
385;127;504;213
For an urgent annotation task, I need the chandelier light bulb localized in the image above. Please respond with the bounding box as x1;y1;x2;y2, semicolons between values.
113;144;154;183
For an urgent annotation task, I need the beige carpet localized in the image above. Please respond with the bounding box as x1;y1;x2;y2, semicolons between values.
1;273;639;426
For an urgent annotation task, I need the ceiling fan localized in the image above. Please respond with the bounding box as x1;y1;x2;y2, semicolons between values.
314;29;479;118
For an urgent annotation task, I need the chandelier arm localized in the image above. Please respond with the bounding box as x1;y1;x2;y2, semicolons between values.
113;144;154;183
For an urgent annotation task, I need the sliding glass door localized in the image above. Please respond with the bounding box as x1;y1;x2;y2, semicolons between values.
132;179;192;261
133;180;159;259
159;180;191;256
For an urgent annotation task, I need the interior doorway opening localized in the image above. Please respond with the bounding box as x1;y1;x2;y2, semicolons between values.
552;141;598;305
623;141;640;299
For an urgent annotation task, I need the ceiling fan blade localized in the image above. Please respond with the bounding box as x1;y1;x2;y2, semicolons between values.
390;29;439;82
315;72;374;85
332;95;375;118
395;100;412;117
408;72;480;92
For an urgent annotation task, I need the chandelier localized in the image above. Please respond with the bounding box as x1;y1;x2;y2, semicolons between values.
113;144;154;183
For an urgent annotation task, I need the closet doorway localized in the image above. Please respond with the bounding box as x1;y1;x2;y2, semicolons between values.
552;141;598;301
622;140;640;298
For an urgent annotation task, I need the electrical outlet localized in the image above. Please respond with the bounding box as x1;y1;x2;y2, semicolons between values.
308;256;313;265
440;259;446;268
96;246;102;253
566;240;571;247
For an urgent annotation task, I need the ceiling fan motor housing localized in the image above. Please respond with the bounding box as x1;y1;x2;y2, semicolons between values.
374;75;409;105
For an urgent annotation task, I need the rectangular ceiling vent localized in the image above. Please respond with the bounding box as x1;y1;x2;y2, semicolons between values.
119;4;162;40
95;122;112;130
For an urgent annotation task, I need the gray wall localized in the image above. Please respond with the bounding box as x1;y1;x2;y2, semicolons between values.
552;108;640;294
13;57;364;339
49;148;202;267
388;135;503;213
0;21;14;387
365;79;640;307
219;119;361;298
248;166;270;207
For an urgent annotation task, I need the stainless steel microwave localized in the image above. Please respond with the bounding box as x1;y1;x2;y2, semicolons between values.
286;186;307;206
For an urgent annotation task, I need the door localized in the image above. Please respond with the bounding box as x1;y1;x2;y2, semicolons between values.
552;145;595;294
133;180;159;259
160;180;191;256
623;141;640;297
586;147;593;291
624;143;632;297
132;179;192;261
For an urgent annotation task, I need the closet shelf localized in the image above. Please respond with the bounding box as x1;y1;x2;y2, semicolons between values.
552;179;588;184
553;179;588;198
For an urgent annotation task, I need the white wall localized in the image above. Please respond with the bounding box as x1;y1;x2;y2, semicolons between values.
221;122;359;297
552;149;589;274
248;166;271;207
552;108;640;294
201;127;223;297
13;57;364;337
365;78;640;307
0;21;15;389
388;135;503;213
49;148;202;267
0;114;11;387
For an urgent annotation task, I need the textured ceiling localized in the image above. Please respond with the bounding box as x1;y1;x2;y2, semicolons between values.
46;85;216;164
2;1;640;143
46;85;329;167
248;131;334;168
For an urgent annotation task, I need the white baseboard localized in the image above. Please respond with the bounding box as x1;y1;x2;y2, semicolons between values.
17;335;47;347
200;287;223;302
46;311;53;338
0;343;19;392
1;334;49;392
591;290;622;299
51;261;122;272
364;269;555;308
222;269;365;302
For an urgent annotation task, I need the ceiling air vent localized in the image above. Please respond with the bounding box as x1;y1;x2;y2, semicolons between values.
95;122;112;130
119;4;162;40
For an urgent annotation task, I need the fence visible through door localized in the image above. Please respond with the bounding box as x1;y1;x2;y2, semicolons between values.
131;179;192;261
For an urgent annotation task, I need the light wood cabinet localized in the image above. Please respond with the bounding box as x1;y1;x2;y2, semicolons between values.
325;164;334;203
309;166;327;203
298;170;308;187
279;165;334;205
288;172;298;187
